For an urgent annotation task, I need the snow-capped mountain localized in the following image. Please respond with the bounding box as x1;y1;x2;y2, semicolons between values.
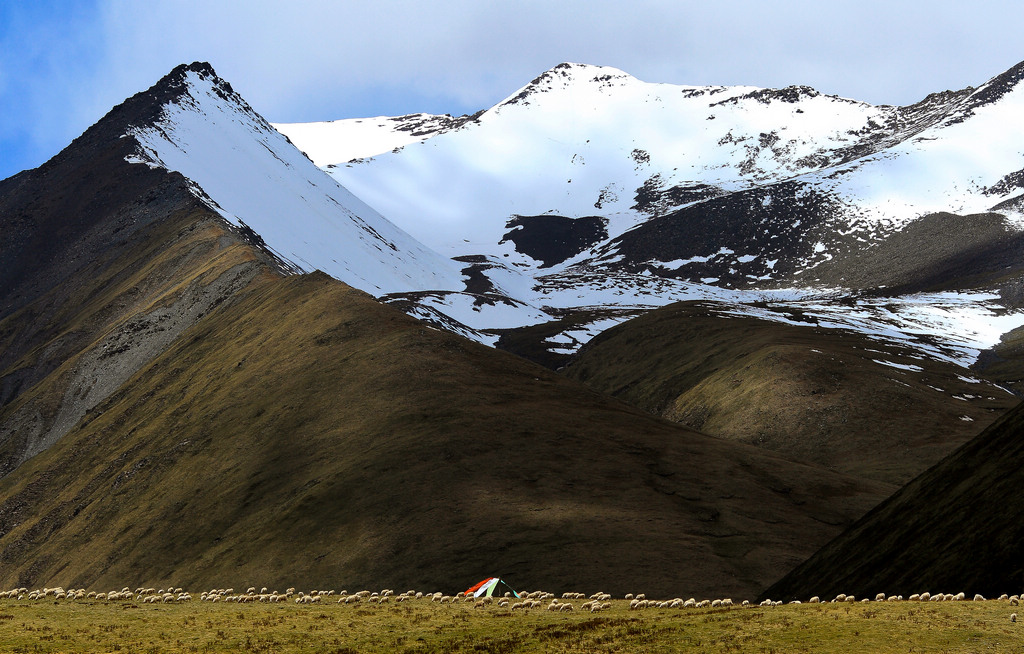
125;63;463;295
276;61;1024;363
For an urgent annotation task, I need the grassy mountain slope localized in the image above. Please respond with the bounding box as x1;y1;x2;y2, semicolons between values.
763;400;1024;601
0;261;893;599
564;302;1016;485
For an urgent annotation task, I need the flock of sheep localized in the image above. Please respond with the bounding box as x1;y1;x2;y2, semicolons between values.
1;585;1021;619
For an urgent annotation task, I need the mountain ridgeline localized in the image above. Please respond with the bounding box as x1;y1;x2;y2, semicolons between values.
2;59;1024;599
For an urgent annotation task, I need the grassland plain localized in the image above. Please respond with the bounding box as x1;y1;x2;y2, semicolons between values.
0;595;1022;653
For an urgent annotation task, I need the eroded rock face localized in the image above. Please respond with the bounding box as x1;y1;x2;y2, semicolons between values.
0;258;263;475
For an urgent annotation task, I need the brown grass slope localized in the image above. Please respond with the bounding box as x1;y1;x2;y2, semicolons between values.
0;265;893;599
763;400;1024;601
564;302;1016;485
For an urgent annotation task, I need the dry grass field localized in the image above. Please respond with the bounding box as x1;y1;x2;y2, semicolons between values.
1;591;1022;653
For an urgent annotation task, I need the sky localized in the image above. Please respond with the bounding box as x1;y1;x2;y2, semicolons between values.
1;0;1022;181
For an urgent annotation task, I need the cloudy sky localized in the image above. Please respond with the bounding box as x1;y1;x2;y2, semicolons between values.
1;0;1021;180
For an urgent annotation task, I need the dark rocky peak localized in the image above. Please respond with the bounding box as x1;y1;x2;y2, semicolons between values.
38;62;246;175
964;58;1024;110
115;61;251;132
898;59;1024;128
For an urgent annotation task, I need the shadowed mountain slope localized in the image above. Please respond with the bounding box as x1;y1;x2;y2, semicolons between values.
564;302;1017;485
0;255;894;599
763;400;1024;601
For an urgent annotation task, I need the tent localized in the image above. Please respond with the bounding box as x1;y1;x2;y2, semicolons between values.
464;577;520;598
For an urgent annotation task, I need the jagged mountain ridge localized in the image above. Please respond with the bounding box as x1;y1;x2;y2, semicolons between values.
278;60;1024;365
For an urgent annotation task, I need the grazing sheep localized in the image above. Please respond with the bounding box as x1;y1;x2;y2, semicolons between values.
624;593;634;600
875;593;886;601
684;598;696;608
1012;613;1017;623
741;600;750;606
920;593;931;601
498;599;508;607
711;600;722;608
973;594;985;601
808;596;820;604
834;594;847;602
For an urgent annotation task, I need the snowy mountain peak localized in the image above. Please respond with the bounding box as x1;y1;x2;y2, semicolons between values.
497;61;637;105
123;62;463;295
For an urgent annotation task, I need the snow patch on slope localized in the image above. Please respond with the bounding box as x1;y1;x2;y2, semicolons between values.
126;69;462;295
274;113;461;166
